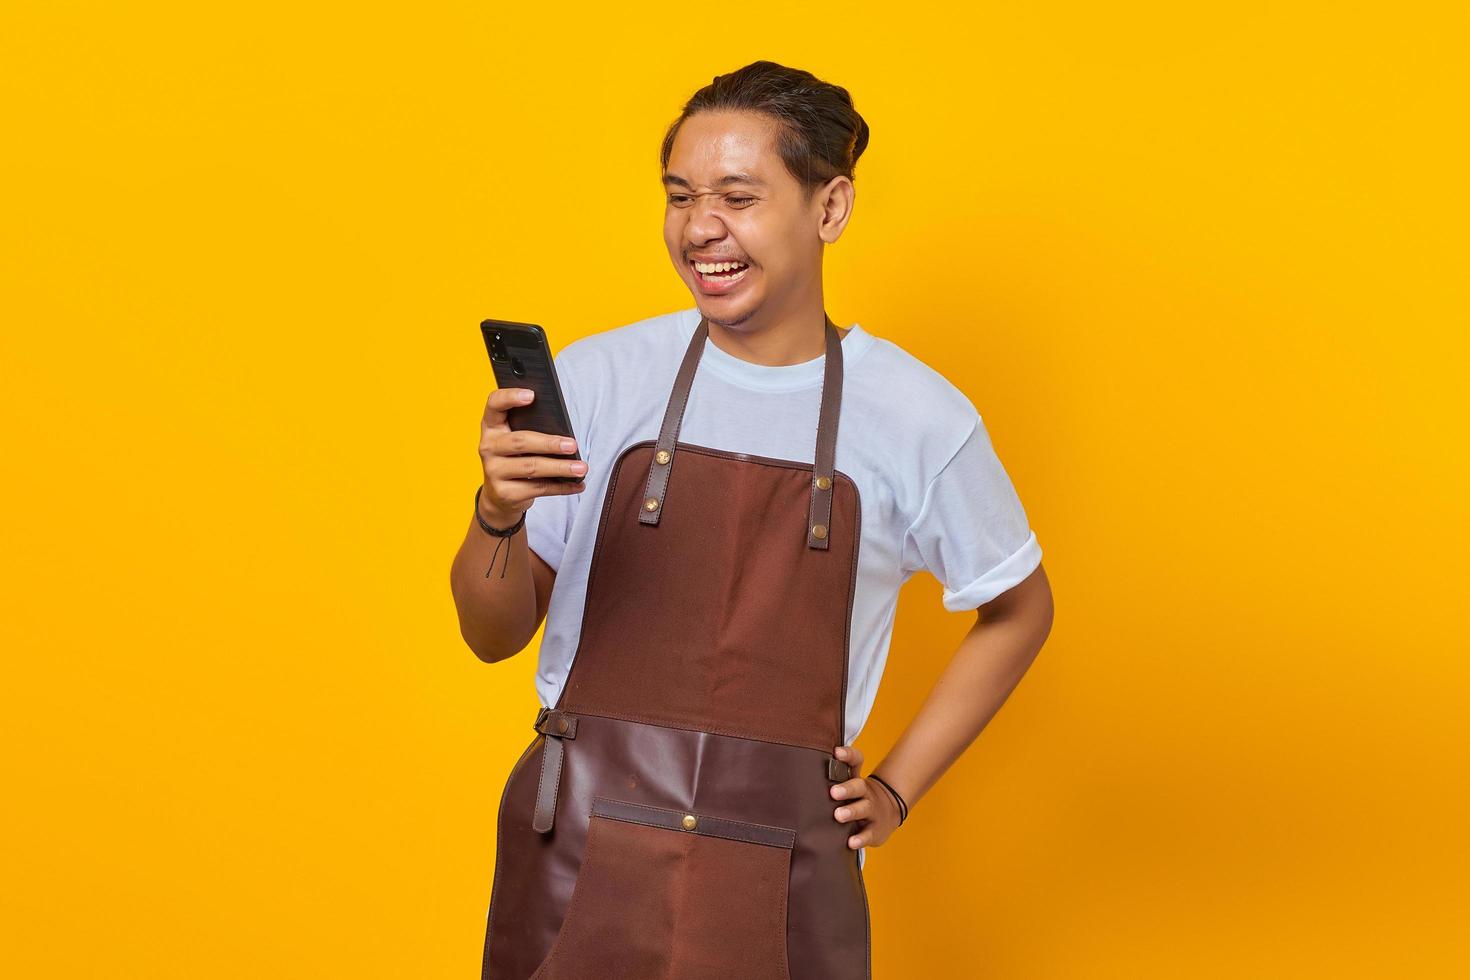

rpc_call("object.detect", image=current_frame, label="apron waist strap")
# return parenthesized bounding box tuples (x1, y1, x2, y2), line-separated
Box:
(527, 708, 854, 834)
(531, 708, 577, 834)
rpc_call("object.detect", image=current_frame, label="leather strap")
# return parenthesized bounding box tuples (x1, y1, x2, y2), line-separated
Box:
(638, 316, 711, 528)
(806, 319, 844, 551)
(532, 706, 848, 831)
(639, 313, 845, 551)
(530, 707, 578, 834)
(590, 796, 796, 849)
(826, 756, 853, 782)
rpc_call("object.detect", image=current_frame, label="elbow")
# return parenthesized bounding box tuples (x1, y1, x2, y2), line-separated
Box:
(467, 637, 505, 664)
(459, 616, 538, 664)
(458, 619, 497, 663)
(450, 561, 530, 664)
(462, 625, 527, 664)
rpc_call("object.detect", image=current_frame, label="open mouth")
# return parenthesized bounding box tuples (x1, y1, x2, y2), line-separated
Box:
(690, 258, 750, 285)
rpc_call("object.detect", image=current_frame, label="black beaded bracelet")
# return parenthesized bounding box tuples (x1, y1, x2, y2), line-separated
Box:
(474, 486, 526, 579)
(868, 772, 909, 825)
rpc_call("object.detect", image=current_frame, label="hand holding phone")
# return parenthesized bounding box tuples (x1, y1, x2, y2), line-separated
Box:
(478, 319, 587, 527)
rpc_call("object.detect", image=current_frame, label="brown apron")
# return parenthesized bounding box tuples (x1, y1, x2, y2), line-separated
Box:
(481, 314, 870, 979)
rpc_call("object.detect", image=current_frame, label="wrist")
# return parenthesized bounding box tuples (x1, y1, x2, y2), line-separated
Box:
(477, 486, 525, 529)
(867, 771, 910, 825)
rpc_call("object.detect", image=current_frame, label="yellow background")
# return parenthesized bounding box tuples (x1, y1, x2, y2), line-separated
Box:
(3, 1, 1466, 976)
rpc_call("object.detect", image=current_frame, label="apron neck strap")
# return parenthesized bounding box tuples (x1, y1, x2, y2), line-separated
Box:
(637, 313, 845, 551)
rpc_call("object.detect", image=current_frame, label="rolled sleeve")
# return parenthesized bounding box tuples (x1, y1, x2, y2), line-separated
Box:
(901, 414, 1043, 612)
(938, 528, 1042, 611)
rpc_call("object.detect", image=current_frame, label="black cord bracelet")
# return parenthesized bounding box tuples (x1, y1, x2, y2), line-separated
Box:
(474, 486, 526, 579)
(868, 772, 909, 825)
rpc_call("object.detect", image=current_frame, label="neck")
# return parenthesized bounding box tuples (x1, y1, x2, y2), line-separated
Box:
(704, 293, 844, 366)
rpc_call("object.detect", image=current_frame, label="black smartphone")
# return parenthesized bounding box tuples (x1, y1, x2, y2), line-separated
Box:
(480, 318, 583, 482)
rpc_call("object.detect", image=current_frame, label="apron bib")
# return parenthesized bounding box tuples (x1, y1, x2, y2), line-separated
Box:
(481, 314, 871, 979)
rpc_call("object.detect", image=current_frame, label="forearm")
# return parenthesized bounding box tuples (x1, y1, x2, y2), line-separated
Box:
(448, 497, 540, 663)
(871, 595, 1052, 812)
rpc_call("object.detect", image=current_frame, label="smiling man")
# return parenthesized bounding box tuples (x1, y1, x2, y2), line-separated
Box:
(456, 59, 1054, 979)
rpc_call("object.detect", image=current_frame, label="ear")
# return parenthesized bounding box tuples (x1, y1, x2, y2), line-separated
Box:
(815, 175, 855, 245)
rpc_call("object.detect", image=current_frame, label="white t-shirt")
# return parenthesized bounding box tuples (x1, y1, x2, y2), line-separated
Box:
(524, 306, 1043, 751)
(523, 304, 1040, 863)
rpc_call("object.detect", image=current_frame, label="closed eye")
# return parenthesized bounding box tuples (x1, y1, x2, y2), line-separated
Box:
(667, 194, 758, 208)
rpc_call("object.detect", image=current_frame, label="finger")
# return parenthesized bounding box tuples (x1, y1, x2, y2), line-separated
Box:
(834, 744, 864, 770)
(536, 479, 587, 496)
(829, 776, 869, 801)
(499, 478, 586, 499)
(832, 796, 873, 823)
(848, 831, 868, 849)
(488, 429, 579, 458)
(497, 454, 588, 482)
(483, 388, 535, 427)
(492, 478, 586, 506)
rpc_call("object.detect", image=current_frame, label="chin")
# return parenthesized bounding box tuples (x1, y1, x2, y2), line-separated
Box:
(694, 292, 762, 329)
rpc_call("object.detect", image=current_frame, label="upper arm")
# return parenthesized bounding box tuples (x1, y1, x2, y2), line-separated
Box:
(977, 559, 1053, 634)
(529, 546, 557, 632)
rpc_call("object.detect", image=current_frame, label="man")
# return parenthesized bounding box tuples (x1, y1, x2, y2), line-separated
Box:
(453, 60, 1053, 979)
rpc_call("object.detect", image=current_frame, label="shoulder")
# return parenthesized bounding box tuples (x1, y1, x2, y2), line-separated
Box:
(847, 328, 983, 471)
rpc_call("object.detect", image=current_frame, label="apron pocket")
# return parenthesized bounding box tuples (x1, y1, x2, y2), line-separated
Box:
(530, 796, 796, 980)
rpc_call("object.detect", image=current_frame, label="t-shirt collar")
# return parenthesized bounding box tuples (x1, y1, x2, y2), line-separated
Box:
(685, 307, 874, 393)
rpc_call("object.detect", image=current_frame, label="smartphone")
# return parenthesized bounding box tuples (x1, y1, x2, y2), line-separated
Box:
(480, 318, 583, 482)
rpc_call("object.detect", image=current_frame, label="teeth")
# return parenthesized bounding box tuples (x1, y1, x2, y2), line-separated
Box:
(694, 260, 747, 274)
(698, 265, 748, 283)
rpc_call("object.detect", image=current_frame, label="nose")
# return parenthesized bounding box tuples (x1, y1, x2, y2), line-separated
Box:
(683, 195, 728, 248)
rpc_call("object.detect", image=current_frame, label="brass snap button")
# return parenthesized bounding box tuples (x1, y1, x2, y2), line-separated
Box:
(643, 497, 660, 512)
(681, 813, 697, 831)
(556, 717, 569, 734)
(655, 449, 671, 465)
(811, 523, 828, 539)
(814, 474, 831, 490)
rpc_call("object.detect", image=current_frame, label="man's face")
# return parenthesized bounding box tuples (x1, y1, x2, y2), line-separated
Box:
(662, 110, 823, 329)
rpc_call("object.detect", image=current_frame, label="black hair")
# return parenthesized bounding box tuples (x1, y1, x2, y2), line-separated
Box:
(660, 60, 870, 199)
